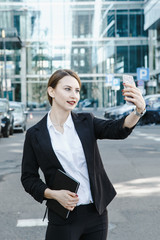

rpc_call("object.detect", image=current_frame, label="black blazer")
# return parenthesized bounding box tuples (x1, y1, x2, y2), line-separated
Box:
(21, 112, 133, 215)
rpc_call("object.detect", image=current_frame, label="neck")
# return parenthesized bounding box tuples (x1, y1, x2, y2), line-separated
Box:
(50, 107, 70, 126)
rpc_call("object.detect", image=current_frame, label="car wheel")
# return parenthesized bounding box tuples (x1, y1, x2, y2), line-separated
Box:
(3, 126, 10, 138)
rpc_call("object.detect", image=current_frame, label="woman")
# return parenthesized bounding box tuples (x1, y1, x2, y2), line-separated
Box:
(21, 69, 146, 240)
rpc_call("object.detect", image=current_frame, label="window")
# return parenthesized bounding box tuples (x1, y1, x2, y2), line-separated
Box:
(116, 46, 129, 73)
(116, 13, 128, 37)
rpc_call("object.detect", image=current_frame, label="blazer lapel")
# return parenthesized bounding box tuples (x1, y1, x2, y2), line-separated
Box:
(35, 114, 64, 170)
(34, 112, 94, 174)
(72, 112, 94, 176)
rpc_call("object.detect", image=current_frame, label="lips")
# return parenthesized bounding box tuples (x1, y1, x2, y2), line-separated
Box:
(67, 101, 76, 105)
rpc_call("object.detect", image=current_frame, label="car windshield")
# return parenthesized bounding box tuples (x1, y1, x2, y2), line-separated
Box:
(0, 102, 7, 112)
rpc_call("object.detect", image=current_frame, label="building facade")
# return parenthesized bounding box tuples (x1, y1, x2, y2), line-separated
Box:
(144, 0, 160, 94)
(0, 0, 148, 107)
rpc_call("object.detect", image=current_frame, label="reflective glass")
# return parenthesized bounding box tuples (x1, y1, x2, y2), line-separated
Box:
(103, 0, 144, 1)
(101, 10, 115, 37)
(116, 46, 129, 73)
(0, 0, 148, 106)
(117, 14, 128, 37)
(129, 46, 148, 73)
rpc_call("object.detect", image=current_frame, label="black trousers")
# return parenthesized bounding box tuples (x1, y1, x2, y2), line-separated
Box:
(45, 204, 108, 240)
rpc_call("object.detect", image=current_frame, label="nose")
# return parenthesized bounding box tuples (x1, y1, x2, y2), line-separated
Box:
(70, 90, 78, 99)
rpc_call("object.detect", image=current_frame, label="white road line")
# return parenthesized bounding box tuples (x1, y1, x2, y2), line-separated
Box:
(153, 138, 160, 141)
(17, 219, 115, 231)
(134, 131, 160, 142)
(17, 219, 48, 227)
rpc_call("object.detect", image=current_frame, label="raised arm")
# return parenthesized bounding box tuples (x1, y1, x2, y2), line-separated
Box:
(122, 82, 146, 128)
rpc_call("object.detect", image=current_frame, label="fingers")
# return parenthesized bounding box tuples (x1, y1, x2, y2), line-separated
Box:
(67, 191, 78, 198)
(123, 84, 141, 95)
(64, 198, 78, 211)
(123, 91, 141, 101)
(57, 190, 79, 211)
(123, 82, 136, 88)
(67, 191, 79, 202)
(67, 206, 75, 211)
(122, 83, 146, 111)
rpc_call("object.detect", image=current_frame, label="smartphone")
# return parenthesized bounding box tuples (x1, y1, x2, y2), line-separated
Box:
(122, 74, 135, 105)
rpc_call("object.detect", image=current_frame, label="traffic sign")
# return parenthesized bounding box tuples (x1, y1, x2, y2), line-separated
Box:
(137, 80, 144, 86)
(105, 74, 113, 87)
(112, 78, 120, 90)
(137, 68, 149, 81)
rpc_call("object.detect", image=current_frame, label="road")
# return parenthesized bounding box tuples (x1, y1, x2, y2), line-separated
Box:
(0, 109, 160, 240)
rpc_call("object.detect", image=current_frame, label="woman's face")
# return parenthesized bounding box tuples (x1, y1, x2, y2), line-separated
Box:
(49, 75, 80, 112)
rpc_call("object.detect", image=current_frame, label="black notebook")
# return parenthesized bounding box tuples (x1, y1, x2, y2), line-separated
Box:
(46, 169, 80, 219)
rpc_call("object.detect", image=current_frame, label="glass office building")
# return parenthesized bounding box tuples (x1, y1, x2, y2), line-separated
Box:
(0, 0, 148, 107)
(144, 0, 160, 94)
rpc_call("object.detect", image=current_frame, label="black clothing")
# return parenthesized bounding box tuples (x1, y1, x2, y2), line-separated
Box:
(45, 204, 108, 240)
(21, 112, 133, 216)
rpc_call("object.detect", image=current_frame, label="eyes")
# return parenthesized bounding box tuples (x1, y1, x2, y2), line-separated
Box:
(64, 87, 80, 93)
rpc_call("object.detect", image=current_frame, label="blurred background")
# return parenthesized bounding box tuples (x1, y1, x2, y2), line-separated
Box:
(0, 2, 160, 240)
(0, 0, 160, 137)
(0, 0, 159, 108)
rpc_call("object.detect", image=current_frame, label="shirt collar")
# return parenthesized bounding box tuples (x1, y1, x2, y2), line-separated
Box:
(47, 111, 53, 129)
(64, 113, 73, 129)
(47, 111, 73, 129)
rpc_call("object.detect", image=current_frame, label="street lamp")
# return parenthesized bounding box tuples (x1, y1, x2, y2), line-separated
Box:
(1, 29, 8, 99)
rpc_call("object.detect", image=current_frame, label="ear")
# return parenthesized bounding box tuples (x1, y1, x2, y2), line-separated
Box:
(47, 86, 55, 98)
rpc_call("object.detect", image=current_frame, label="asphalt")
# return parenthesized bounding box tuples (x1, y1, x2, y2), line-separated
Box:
(0, 108, 160, 240)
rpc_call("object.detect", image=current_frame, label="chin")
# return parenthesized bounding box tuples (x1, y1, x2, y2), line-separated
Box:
(63, 106, 75, 112)
(66, 103, 77, 110)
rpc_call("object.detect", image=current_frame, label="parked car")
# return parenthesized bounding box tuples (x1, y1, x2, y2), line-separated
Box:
(0, 98, 14, 137)
(9, 101, 28, 132)
(27, 101, 39, 110)
(140, 94, 160, 125)
(104, 105, 122, 119)
(104, 94, 160, 125)
(104, 104, 135, 120)
(78, 99, 98, 108)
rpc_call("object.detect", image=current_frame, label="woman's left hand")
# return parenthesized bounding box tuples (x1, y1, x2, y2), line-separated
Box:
(123, 82, 146, 112)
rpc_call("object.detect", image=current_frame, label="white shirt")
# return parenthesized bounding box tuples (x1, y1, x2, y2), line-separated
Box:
(47, 112, 93, 205)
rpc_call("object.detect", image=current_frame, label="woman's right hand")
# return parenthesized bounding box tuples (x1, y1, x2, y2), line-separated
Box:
(44, 188, 79, 211)
(54, 190, 79, 211)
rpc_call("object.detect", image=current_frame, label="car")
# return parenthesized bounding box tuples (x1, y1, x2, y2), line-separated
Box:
(139, 94, 160, 125)
(104, 94, 160, 124)
(78, 99, 98, 108)
(0, 98, 14, 137)
(104, 103, 135, 120)
(9, 101, 28, 132)
(109, 104, 135, 120)
(27, 101, 39, 110)
(104, 105, 122, 119)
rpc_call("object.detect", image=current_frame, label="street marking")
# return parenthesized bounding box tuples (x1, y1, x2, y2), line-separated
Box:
(134, 131, 160, 142)
(115, 177, 160, 197)
(153, 138, 160, 141)
(17, 219, 48, 227)
(17, 219, 115, 231)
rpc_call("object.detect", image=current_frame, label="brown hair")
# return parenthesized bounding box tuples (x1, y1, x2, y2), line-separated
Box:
(47, 69, 81, 106)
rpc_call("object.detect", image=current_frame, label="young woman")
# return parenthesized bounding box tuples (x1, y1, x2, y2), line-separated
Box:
(21, 69, 146, 240)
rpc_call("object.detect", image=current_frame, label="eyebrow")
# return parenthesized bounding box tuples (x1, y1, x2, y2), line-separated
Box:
(64, 85, 80, 89)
